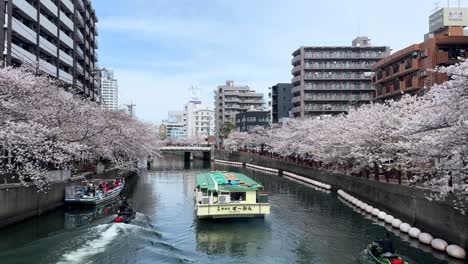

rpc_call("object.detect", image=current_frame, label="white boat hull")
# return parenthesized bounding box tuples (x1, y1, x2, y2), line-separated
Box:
(65, 183, 124, 205)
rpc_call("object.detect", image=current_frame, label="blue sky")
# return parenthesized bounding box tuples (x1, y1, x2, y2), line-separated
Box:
(92, 0, 455, 123)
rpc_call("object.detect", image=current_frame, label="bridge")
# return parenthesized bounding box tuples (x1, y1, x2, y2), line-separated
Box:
(159, 145, 213, 161)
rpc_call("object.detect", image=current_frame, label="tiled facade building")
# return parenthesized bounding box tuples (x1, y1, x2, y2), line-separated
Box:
(372, 8, 468, 102)
(291, 37, 390, 117)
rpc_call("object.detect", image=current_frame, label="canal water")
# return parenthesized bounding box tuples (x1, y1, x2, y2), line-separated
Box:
(0, 156, 461, 264)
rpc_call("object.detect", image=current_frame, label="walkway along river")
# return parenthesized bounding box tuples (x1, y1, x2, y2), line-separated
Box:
(0, 155, 461, 263)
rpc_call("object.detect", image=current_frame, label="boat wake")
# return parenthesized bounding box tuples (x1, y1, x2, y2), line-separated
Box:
(57, 223, 123, 264)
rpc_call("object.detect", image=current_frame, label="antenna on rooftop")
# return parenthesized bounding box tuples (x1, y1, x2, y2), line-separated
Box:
(433, 0, 440, 12)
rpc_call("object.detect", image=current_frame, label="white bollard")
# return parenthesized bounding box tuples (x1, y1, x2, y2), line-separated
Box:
(418, 233, 433, 245)
(431, 238, 448, 252)
(356, 201, 363, 208)
(371, 208, 381, 216)
(377, 211, 387, 220)
(446, 245, 466, 260)
(360, 203, 368, 210)
(408, 227, 421, 238)
(384, 215, 395, 224)
(391, 219, 402, 228)
(365, 206, 374, 214)
(399, 223, 411, 233)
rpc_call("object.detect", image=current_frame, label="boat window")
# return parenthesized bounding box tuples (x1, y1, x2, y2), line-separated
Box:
(230, 192, 246, 202)
(201, 189, 208, 196)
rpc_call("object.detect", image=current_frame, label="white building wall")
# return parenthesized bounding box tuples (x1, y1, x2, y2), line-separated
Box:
(100, 69, 119, 111)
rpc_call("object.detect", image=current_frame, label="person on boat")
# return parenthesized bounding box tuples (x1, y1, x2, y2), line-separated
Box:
(118, 197, 132, 215)
(377, 232, 395, 257)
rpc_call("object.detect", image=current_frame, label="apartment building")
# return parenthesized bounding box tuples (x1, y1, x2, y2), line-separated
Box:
(372, 7, 468, 101)
(235, 109, 270, 132)
(214, 80, 264, 139)
(291, 37, 389, 117)
(269, 83, 292, 123)
(100, 68, 118, 111)
(184, 96, 214, 138)
(0, 0, 100, 101)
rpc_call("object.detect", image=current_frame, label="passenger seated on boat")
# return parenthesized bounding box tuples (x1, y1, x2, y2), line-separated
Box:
(377, 232, 395, 257)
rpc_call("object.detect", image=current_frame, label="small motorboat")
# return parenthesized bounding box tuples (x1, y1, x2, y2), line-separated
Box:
(113, 209, 136, 224)
(367, 242, 408, 264)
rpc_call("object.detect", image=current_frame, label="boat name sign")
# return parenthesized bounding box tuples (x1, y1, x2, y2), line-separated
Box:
(217, 205, 253, 213)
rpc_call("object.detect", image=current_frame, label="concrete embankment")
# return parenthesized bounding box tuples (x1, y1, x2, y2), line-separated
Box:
(0, 168, 135, 228)
(215, 150, 468, 251)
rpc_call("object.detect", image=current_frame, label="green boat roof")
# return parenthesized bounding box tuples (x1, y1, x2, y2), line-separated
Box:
(196, 171, 264, 192)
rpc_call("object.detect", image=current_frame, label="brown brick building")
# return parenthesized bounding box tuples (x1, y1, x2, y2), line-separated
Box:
(372, 8, 468, 102)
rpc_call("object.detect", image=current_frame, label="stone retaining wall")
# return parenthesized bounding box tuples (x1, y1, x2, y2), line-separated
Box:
(0, 168, 134, 228)
(215, 150, 468, 249)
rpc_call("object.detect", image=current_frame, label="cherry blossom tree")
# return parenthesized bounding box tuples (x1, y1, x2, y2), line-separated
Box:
(225, 60, 468, 212)
(0, 65, 161, 190)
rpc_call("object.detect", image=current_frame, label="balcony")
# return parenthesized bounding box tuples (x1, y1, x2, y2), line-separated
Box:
(303, 52, 385, 60)
(76, 12, 85, 28)
(40, 14, 58, 36)
(59, 50, 73, 66)
(75, 30, 84, 44)
(12, 0, 37, 21)
(62, 0, 74, 13)
(60, 14, 74, 31)
(93, 38, 99, 49)
(291, 106, 302, 114)
(292, 85, 302, 94)
(11, 43, 36, 64)
(93, 52, 98, 62)
(291, 96, 302, 104)
(39, 36, 58, 56)
(436, 51, 458, 65)
(291, 55, 301, 65)
(59, 69, 73, 84)
(76, 0, 85, 11)
(305, 63, 373, 70)
(76, 63, 84, 76)
(291, 65, 301, 75)
(12, 18, 37, 43)
(76, 46, 84, 60)
(39, 59, 57, 77)
(304, 73, 372, 80)
(75, 80, 83, 89)
(304, 94, 371, 102)
(59, 31, 73, 48)
(42, 0, 58, 16)
(291, 75, 301, 84)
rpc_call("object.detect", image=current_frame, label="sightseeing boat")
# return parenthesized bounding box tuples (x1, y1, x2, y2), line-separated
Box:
(195, 171, 270, 218)
(65, 178, 125, 205)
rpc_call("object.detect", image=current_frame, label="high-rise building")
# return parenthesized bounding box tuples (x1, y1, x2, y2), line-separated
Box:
(0, 0, 100, 101)
(291, 37, 390, 117)
(184, 93, 214, 138)
(269, 83, 292, 123)
(214, 80, 264, 139)
(372, 7, 468, 102)
(100, 68, 118, 111)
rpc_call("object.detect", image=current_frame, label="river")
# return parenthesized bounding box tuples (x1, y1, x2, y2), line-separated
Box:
(0, 155, 461, 264)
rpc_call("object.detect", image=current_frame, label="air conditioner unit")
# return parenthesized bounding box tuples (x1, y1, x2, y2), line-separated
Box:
(201, 197, 210, 205)
(218, 195, 231, 204)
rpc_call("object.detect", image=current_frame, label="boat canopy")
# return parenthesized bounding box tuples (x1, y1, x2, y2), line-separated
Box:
(196, 171, 264, 192)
